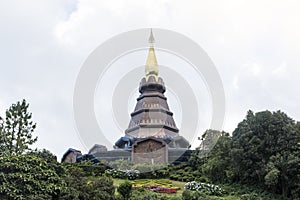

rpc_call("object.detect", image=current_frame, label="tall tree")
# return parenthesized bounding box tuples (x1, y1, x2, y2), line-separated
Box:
(201, 131, 233, 183)
(231, 110, 300, 198)
(0, 99, 37, 155)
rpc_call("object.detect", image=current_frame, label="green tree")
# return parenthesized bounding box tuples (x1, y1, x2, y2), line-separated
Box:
(0, 154, 67, 199)
(264, 163, 280, 193)
(231, 110, 300, 198)
(28, 148, 58, 163)
(188, 148, 203, 170)
(118, 181, 132, 200)
(0, 99, 37, 155)
(201, 131, 233, 183)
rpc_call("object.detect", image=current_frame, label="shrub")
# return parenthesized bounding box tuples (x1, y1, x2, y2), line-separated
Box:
(78, 163, 106, 176)
(155, 169, 169, 178)
(105, 169, 139, 180)
(0, 154, 67, 199)
(170, 174, 179, 181)
(132, 163, 168, 178)
(118, 181, 132, 200)
(184, 181, 226, 196)
(83, 177, 115, 200)
(182, 190, 206, 200)
(183, 176, 190, 182)
(129, 190, 181, 200)
(240, 192, 261, 200)
(195, 176, 208, 183)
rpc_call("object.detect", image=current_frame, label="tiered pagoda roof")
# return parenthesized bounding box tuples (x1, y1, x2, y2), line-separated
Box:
(115, 29, 189, 149)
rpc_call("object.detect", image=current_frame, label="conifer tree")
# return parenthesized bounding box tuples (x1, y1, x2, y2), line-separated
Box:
(0, 99, 37, 155)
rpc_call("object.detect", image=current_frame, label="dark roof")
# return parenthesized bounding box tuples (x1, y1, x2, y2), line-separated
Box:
(61, 148, 81, 162)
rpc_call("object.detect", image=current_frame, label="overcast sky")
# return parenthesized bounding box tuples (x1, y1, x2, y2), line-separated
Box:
(1, 0, 300, 158)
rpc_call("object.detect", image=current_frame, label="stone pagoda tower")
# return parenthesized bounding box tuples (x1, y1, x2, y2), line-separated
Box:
(115, 30, 189, 152)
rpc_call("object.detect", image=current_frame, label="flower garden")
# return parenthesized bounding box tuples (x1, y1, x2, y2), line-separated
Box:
(132, 179, 180, 194)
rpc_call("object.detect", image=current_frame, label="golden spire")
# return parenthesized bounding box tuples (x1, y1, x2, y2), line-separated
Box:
(145, 29, 159, 80)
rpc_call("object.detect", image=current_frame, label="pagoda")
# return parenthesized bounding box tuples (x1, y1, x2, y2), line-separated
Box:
(67, 30, 192, 165)
(114, 30, 190, 161)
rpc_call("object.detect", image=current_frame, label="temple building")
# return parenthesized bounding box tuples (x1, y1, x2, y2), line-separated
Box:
(114, 30, 189, 152)
(66, 30, 192, 164)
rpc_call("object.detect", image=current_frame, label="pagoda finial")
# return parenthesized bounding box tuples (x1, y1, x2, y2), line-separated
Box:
(149, 28, 155, 44)
(145, 28, 159, 80)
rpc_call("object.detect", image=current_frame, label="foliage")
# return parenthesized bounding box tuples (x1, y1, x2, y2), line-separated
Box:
(132, 163, 168, 178)
(131, 179, 180, 194)
(129, 189, 181, 200)
(184, 181, 226, 196)
(106, 169, 139, 180)
(188, 149, 203, 170)
(0, 99, 37, 155)
(105, 161, 169, 179)
(240, 192, 263, 200)
(168, 163, 198, 182)
(78, 163, 106, 176)
(105, 159, 170, 179)
(27, 148, 58, 163)
(118, 181, 132, 200)
(186, 110, 300, 199)
(0, 150, 114, 199)
(59, 163, 115, 200)
(264, 168, 280, 189)
(0, 154, 67, 199)
(201, 132, 232, 183)
(182, 190, 207, 200)
(231, 110, 300, 198)
(81, 177, 115, 200)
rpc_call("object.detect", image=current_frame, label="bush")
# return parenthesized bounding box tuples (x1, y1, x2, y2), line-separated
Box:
(0, 154, 67, 199)
(169, 174, 179, 181)
(82, 177, 115, 200)
(132, 163, 168, 178)
(118, 181, 132, 200)
(57, 163, 115, 200)
(183, 176, 190, 182)
(195, 176, 208, 183)
(184, 181, 226, 196)
(155, 169, 169, 178)
(78, 163, 106, 176)
(105, 169, 139, 180)
(182, 190, 206, 200)
(240, 193, 261, 200)
(129, 190, 181, 200)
